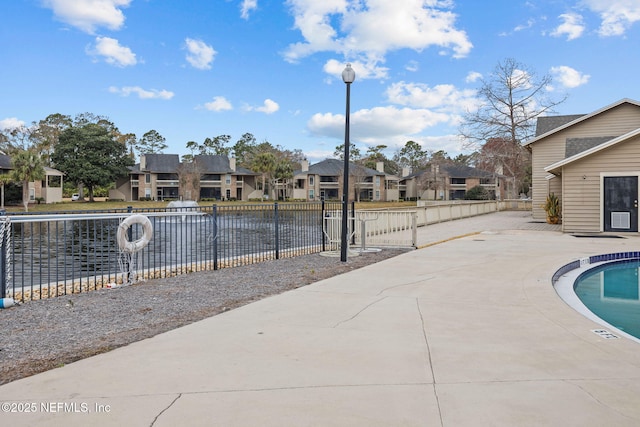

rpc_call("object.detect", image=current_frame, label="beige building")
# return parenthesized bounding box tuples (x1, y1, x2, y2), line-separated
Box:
(525, 98, 640, 233)
(0, 154, 64, 205)
(110, 154, 259, 202)
(292, 159, 398, 202)
(399, 164, 507, 201)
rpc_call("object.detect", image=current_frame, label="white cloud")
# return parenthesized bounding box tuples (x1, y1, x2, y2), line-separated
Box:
(89, 36, 137, 67)
(308, 106, 451, 143)
(43, 0, 130, 34)
(203, 96, 233, 111)
(0, 117, 25, 130)
(245, 99, 280, 114)
(306, 75, 485, 154)
(550, 65, 590, 88)
(323, 59, 389, 81)
(109, 86, 174, 99)
(385, 82, 478, 113)
(584, 0, 640, 36)
(465, 71, 482, 83)
(304, 148, 335, 164)
(240, 0, 258, 19)
(284, 0, 472, 67)
(514, 18, 536, 32)
(551, 13, 585, 40)
(405, 60, 419, 72)
(184, 38, 216, 70)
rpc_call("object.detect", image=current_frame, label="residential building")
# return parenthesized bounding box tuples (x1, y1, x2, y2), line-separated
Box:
(399, 164, 506, 200)
(110, 154, 259, 202)
(524, 98, 640, 233)
(0, 154, 64, 204)
(292, 158, 396, 201)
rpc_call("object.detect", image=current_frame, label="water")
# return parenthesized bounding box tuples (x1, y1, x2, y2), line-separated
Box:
(574, 260, 640, 339)
(7, 208, 323, 290)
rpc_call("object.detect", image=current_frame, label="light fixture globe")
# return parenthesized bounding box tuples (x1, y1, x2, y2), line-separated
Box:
(342, 63, 355, 84)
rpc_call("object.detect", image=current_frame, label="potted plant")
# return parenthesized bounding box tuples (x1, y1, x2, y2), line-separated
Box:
(543, 193, 561, 224)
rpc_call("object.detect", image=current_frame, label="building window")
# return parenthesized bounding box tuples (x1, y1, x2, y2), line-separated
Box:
(202, 174, 221, 181)
(375, 176, 380, 186)
(226, 174, 231, 184)
(309, 189, 315, 200)
(450, 178, 465, 185)
(145, 174, 151, 183)
(48, 176, 62, 187)
(309, 176, 314, 186)
(226, 189, 231, 199)
(375, 190, 380, 200)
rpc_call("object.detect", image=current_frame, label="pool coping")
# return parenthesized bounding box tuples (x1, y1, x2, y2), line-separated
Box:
(552, 251, 640, 345)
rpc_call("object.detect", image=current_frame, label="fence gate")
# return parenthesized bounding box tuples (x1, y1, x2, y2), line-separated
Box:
(353, 210, 417, 248)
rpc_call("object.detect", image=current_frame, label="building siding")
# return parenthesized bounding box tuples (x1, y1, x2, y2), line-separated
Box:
(531, 138, 565, 219)
(561, 134, 640, 232)
(530, 103, 640, 220)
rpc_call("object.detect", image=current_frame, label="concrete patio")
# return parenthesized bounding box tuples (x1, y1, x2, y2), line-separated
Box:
(1, 211, 639, 426)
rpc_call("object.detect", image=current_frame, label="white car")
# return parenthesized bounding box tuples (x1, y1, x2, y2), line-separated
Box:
(71, 194, 80, 201)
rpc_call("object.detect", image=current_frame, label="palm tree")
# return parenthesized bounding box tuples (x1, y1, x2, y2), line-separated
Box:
(10, 149, 45, 212)
(0, 173, 11, 209)
(274, 159, 294, 200)
(251, 152, 276, 201)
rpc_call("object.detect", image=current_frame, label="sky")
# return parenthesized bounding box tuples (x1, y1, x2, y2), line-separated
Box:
(1, 0, 639, 164)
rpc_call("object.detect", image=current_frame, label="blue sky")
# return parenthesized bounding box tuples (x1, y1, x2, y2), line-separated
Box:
(1, 0, 639, 163)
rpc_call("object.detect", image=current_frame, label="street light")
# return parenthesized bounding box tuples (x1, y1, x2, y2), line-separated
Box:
(341, 63, 355, 262)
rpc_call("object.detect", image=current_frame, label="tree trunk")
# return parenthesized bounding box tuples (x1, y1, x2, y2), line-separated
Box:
(22, 180, 29, 212)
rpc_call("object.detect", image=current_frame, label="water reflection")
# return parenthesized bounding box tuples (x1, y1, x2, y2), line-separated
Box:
(9, 209, 322, 289)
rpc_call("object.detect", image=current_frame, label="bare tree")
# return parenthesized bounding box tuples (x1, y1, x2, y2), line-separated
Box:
(459, 58, 566, 196)
(460, 58, 567, 147)
(176, 159, 204, 201)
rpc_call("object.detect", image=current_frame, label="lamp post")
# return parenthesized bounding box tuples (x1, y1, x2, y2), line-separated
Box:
(341, 63, 355, 262)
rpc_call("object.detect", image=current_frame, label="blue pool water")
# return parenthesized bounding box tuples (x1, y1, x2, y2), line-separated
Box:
(574, 260, 640, 339)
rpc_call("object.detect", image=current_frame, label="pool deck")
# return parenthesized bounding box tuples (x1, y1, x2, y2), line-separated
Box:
(2, 211, 640, 426)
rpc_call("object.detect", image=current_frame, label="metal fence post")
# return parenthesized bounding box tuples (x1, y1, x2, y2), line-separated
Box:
(212, 204, 218, 270)
(274, 203, 280, 259)
(321, 200, 326, 252)
(350, 201, 356, 245)
(0, 210, 6, 299)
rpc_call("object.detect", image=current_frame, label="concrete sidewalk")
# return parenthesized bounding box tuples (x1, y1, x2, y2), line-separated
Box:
(2, 211, 640, 426)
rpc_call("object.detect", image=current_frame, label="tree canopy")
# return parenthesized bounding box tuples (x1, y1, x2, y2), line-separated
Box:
(136, 130, 167, 155)
(52, 123, 134, 201)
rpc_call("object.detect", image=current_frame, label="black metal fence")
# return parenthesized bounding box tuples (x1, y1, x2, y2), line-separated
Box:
(0, 202, 346, 302)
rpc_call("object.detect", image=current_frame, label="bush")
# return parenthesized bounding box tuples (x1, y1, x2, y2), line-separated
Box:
(464, 185, 491, 200)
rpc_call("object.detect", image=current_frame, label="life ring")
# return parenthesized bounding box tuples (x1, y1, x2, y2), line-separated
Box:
(117, 214, 153, 253)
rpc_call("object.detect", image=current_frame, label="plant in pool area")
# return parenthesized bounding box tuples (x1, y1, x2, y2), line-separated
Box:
(543, 193, 561, 224)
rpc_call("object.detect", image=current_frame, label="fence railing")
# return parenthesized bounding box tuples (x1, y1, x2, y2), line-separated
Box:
(0, 199, 532, 303)
(1, 202, 342, 302)
(350, 199, 532, 248)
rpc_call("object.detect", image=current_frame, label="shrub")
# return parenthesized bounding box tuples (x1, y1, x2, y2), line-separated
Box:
(464, 185, 491, 200)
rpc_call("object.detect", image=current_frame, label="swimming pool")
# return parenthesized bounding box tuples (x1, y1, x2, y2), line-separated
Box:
(574, 260, 640, 340)
(553, 252, 640, 344)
